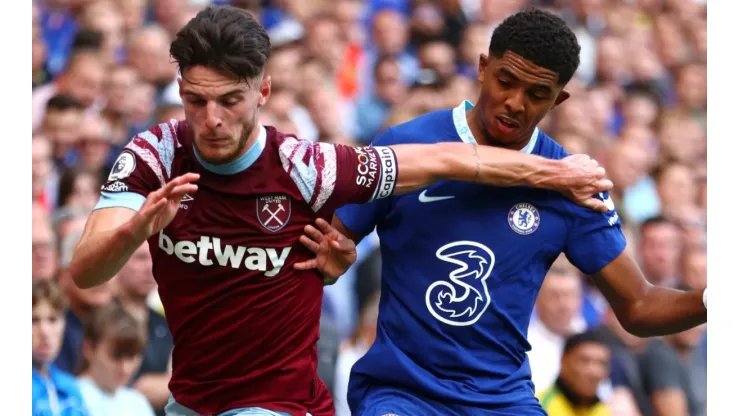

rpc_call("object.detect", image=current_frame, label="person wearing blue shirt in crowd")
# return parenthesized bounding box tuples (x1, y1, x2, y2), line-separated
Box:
(32, 279, 89, 416)
(302, 9, 708, 416)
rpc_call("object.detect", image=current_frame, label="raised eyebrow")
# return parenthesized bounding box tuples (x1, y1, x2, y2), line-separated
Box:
(498, 68, 520, 81)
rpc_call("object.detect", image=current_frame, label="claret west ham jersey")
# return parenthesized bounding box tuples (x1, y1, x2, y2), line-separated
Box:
(95, 120, 399, 416)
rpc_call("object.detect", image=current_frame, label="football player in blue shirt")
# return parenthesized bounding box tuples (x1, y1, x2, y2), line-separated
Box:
(299, 8, 708, 416)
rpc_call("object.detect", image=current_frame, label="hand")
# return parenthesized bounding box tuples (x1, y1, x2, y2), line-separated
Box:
(294, 218, 357, 285)
(128, 173, 200, 242)
(556, 154, 614, 212)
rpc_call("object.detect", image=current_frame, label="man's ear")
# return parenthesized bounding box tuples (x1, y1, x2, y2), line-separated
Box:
(478, 53, 489, 84)
(258, 75, 271, 107)
(553, 89, 571, 108)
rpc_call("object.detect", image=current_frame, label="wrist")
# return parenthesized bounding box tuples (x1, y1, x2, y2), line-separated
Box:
(529, 158, 568, 190)
(119, 217, 150, 247)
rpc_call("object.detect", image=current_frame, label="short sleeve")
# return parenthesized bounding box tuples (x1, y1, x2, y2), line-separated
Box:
(564, 191, 627, 275)
(94, 135, 168, 212)
(277, 133, 398, 216)
(334, 128, 397, 236)
(640, 341, 684, 393)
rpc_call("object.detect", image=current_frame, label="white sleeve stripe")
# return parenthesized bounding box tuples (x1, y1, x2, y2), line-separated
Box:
(157, 122, 177, 178)
(311, 143, 337, 212)
(126, 142, 167, 187)
(279, 137, 317, 204)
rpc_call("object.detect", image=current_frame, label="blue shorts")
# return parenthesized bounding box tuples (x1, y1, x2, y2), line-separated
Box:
(352, 386, 546, 416)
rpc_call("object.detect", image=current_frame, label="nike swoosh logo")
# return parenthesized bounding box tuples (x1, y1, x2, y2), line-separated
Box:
(418, 189, 455, 203)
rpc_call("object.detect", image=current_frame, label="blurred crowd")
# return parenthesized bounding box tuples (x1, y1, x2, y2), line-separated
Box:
(31, 0, 707, 415)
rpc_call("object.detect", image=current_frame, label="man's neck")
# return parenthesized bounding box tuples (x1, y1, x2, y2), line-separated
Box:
(466, 104, 534, 151)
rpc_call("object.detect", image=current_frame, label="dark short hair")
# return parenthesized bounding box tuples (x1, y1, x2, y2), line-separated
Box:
(79, 303, 147, 374)
(32, 279, 67, 313)
(488, 8, 580, 85)
(71, 30, 104, 53)
(563, 329, 609, 354)
(170, 5, 271, 83)
(46, 94, 84, 112)
(639, 215, 676, 234)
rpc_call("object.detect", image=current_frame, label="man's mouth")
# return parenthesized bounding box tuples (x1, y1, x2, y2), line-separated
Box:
(496, 116, 521, 129)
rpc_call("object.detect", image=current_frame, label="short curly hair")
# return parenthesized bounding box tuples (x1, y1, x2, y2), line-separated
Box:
(170, 5, 271, 82)
(488, 9, 580, 85)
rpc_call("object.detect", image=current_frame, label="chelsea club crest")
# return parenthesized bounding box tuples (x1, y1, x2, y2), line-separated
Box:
(508, 203, 540, 235)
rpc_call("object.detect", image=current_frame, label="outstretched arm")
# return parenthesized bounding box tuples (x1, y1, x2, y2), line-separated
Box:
(389, 142, 612, 212)
(592, 251, 707, 337)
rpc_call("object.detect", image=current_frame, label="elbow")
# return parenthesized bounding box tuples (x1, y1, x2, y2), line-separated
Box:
(616, 304, 652, 338)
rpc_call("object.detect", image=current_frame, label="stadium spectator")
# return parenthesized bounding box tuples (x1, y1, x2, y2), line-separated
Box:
(638, 216, 682, 287)
(114, 243, 173, 415)
(32, 51, 107, 131)
(55, 231, 116, 375)
(536, 330, 612, 416)
(528, 266, 587, 393)
(78, 302, 155, 416)
(32, 279, 89, 415)
(32, 203, 58, 282)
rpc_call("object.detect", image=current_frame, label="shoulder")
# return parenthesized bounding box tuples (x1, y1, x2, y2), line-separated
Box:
(532, 130, 569, 161)
(375, 108, 456, 146)
(119, 119, 188, 184)
(50, 366, 81, 389)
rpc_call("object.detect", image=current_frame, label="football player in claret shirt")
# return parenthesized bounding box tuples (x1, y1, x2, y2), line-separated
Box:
(302, 9, 708, 416)
(68, 6, 613, 416)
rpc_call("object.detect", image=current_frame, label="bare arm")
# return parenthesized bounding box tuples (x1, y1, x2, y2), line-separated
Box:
(389, 142, 611, 211)
(651, 389, 690, 416)
(69, 173, 199, 289)
(69, 207, 143, 289)
(331, 215, 364, 244)
(592, 251, 706, 337)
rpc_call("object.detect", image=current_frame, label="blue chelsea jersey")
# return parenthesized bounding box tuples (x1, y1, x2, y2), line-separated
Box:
(335, 101, 627, 410)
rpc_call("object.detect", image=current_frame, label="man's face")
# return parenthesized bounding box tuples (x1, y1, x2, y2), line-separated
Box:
(61, 57, 106, 108)
(535, 271, 582, 336)
(476, 51, 569, 149)
(179, 65, 270, 165)
(43, 109, 83, 154)
(32, 301, 65, 365)
(372, 10, 408, 55)
(418, 41, 457, 84)
(85, 337, 143, 393)
(77, 116, 112, 173)
(640, 222, 681, 283)
(306, 19, 344, 71)
(560, 342, 611, 399)
(375, 60, 406, 105)
(117, 243, 156, 299)
(32, 218, 58, 281)
(106, 67, 139, 115)
(266, 47, 302, 92)
(682, 250, 707, 290)
(657, 164, 697, 208)
(32, 137, 52, 196)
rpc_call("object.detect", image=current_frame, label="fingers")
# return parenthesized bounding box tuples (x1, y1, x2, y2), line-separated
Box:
(596, 178, 613, 193)
(314, 218, 336, 235)
(299, 235, 321, 254)
(156, 173, 201, 199)
(579, 198, 608, 213)
(168, 184, 199, 202)
(303, 224, 325, 244)
(294, 259, 318, 270)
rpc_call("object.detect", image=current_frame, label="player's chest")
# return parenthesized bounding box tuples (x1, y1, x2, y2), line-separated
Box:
(389, 181, 572, 256)
(162, 178, 315, 245)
